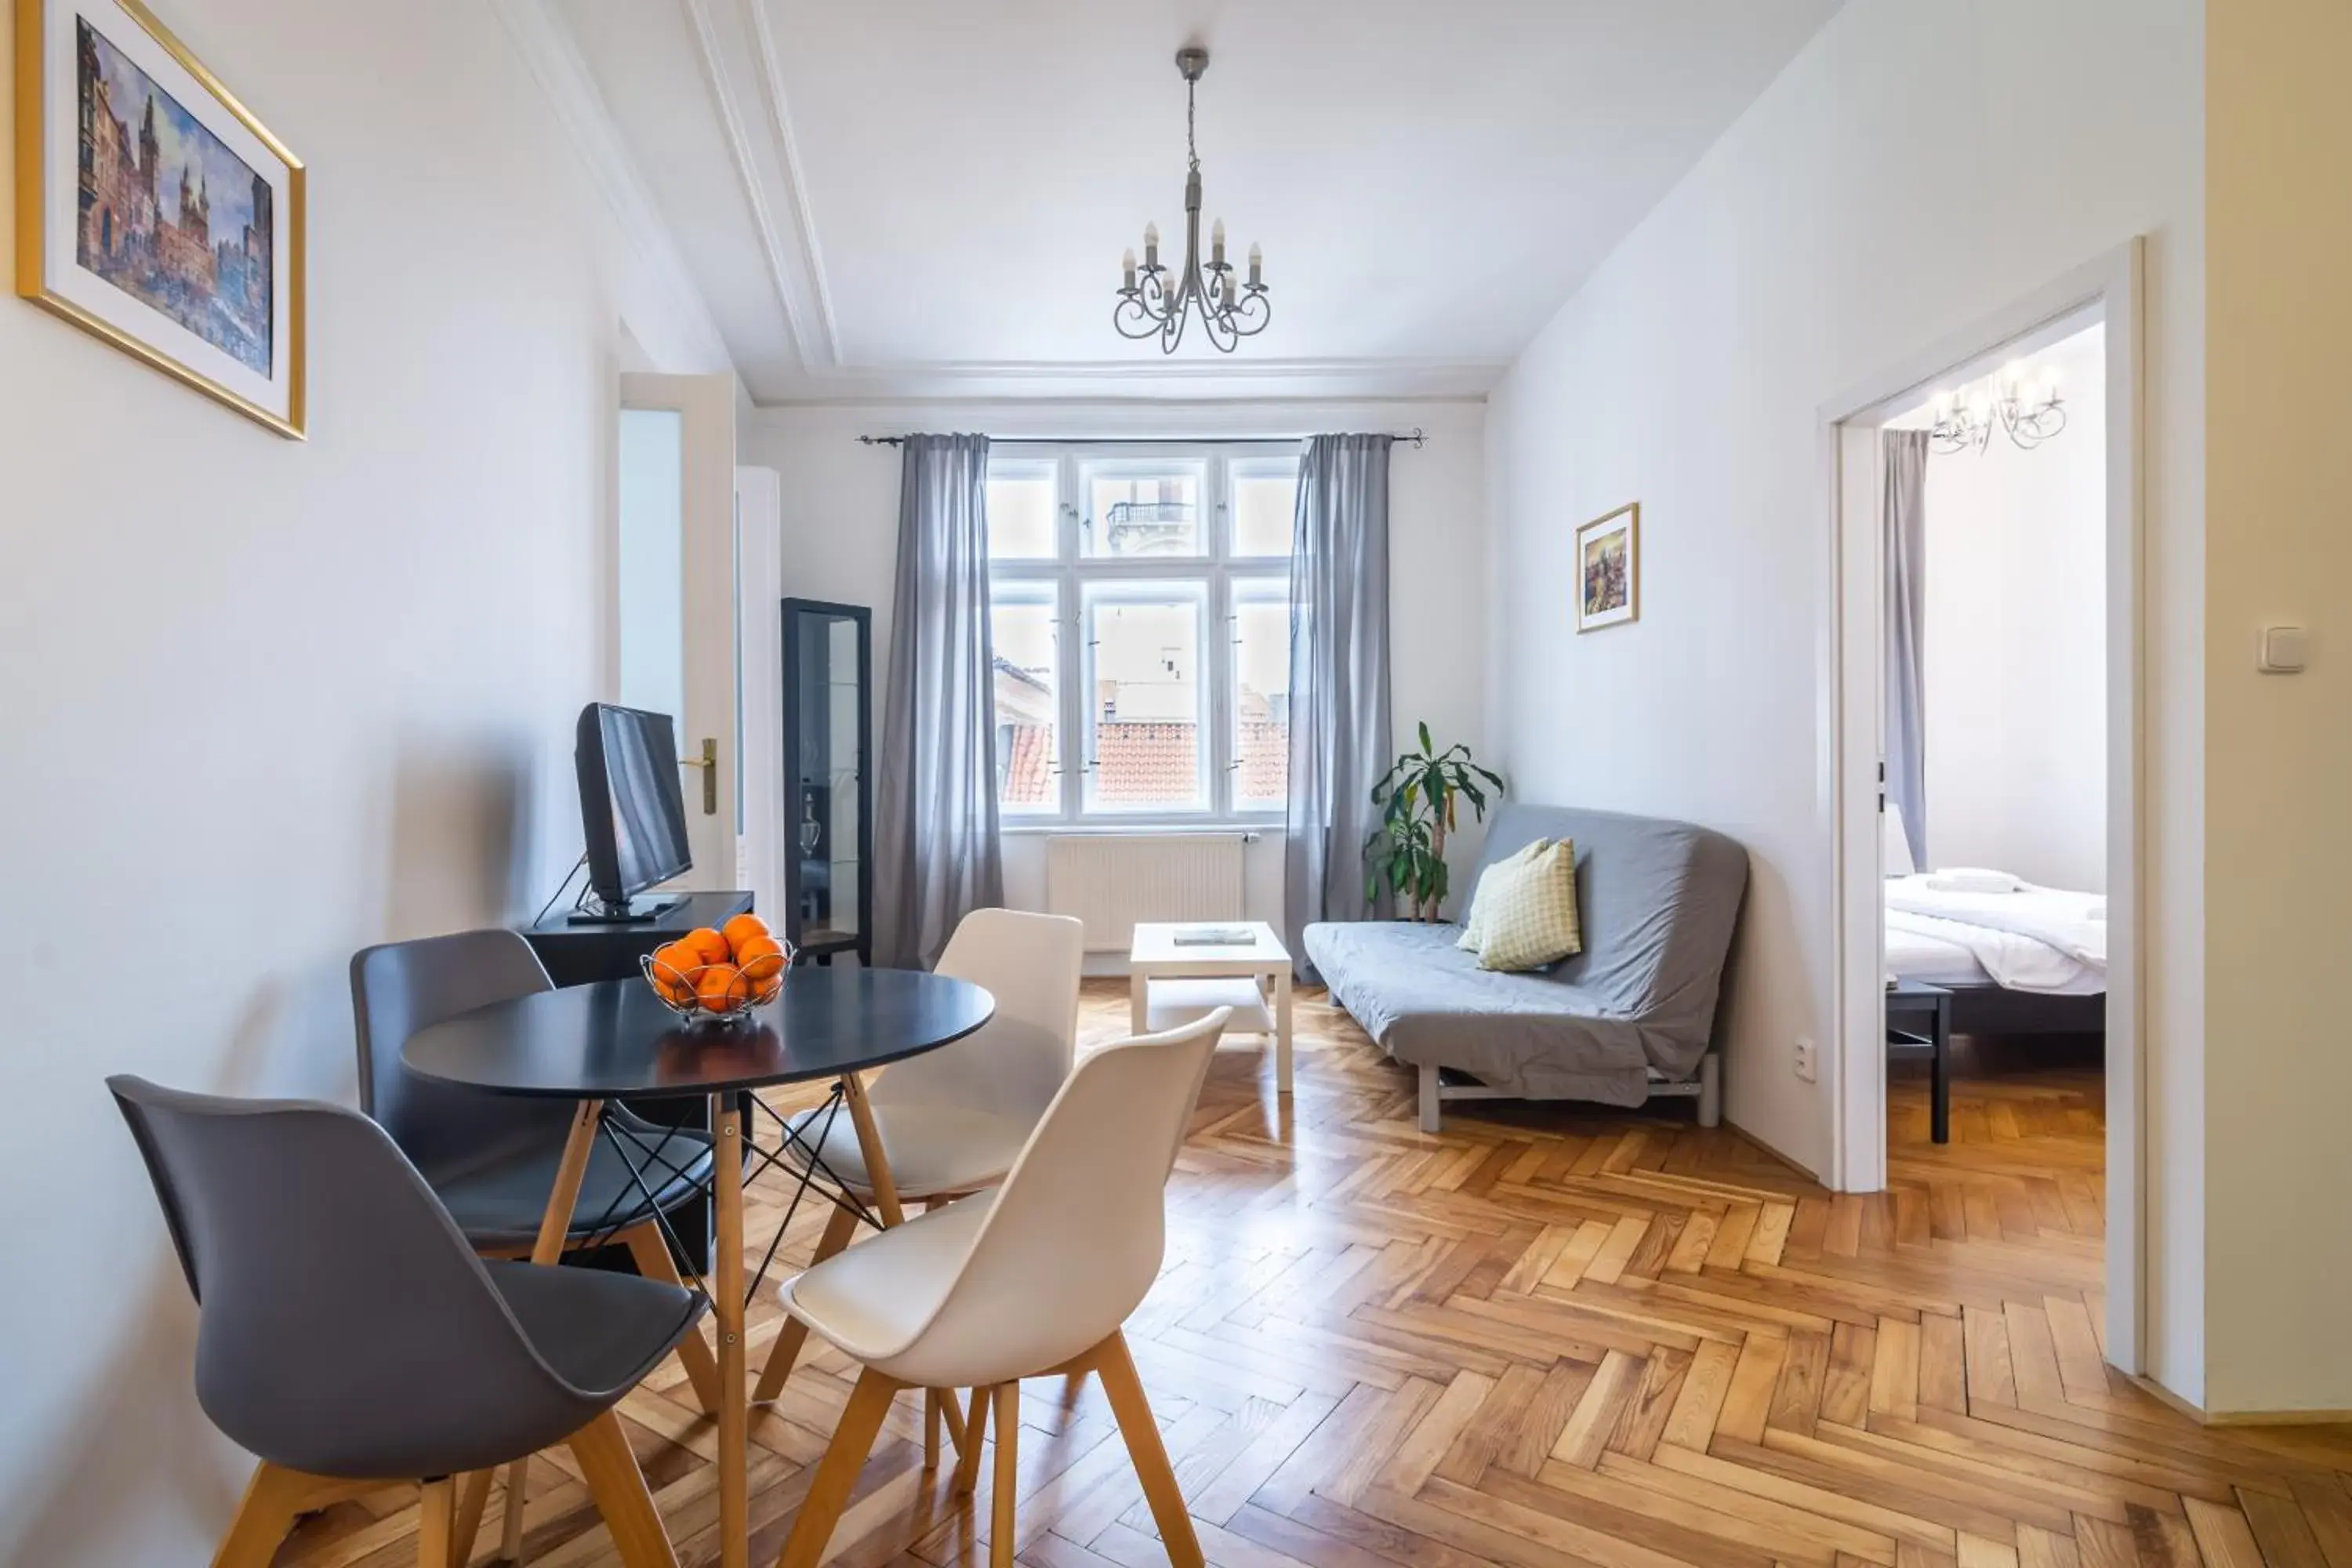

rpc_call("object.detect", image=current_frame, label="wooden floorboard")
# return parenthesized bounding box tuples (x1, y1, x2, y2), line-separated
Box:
(273, 984, 2352, 1567)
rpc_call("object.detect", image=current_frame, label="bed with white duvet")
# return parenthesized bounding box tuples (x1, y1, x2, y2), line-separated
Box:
(1884, 869, 2107, 999)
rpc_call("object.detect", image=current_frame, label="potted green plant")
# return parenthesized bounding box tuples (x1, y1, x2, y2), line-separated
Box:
(1364, 724, 1505, 922)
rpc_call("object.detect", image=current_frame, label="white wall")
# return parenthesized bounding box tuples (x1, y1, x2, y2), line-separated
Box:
(0, 4, 720, 1561)
(1904, 324, 2108, 891)
(738, 399, 1490, 962)
(1484, 0, 2206, 1400)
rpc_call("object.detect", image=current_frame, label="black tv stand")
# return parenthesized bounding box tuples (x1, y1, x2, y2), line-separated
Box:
(565, 894, 686, 927)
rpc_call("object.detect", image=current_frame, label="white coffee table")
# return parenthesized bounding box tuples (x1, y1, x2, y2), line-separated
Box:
(1128, 921, 1294, 1096)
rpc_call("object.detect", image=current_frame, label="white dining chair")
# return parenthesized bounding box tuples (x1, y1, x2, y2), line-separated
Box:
(772, 1007, 1229, 1568)
(754, 909, 1085, 1416)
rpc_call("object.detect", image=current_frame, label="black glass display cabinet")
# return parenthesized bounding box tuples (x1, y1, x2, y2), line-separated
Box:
(781, 599, 873, 966)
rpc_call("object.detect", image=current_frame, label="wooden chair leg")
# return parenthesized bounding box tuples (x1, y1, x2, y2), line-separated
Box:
(567, 1408, 680, 1568)
(1094, 1333, 1203, 1568)
(210, 1464, 316, 1568)
(417, 1477, 457, 1568)
(451, 1470, 495, 1567)
(924, 1388, 942, 1469)
(937, 1385, 970, 1459)
(755, 1203, 859, 1403)
(951, 1385, 992, 1498)
(622, 1221, 723, 1414)
(211, 1464, 379, 1568)
(779, 1367, 903, 1568)
(497, 1456, 530, 1560)
(989, 1382, 1020, 1568)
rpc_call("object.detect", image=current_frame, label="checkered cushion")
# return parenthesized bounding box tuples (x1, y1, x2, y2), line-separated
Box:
(1457, 837, 1551, 951)
(1474, 838, 1582, 971)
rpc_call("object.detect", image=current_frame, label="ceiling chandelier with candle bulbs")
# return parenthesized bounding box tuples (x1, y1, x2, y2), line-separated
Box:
(1927, 358, 2069, 456)
(1115, 47, 1269, 354)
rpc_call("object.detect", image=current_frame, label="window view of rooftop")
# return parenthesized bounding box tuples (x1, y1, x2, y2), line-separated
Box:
(989, 449, 1294, 817)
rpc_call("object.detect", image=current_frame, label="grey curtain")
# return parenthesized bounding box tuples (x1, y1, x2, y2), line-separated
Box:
(1285, 434, 1395, 969)
(873, 434, 1002, 969)
(1882, 429, 1930, 872)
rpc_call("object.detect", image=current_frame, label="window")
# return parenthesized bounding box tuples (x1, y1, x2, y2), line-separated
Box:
(989, 586, 1059, 814)
(1229, 456, 1300, 557)
(985, 458, 1058, 559)
(1082, 459, 1205, 557)
(1229, 580, 1291, 811)
(986, 445, 1295, 820)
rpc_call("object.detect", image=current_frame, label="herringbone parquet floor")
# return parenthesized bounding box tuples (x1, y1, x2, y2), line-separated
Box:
(274, 984, 2352, 1568)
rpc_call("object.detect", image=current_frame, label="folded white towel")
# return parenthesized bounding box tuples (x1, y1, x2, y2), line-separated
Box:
(1925, 868, 2024, 894)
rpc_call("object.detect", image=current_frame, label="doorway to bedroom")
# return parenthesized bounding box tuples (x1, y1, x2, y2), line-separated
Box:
(1824, 245, 2144, 1373)
(1878, 317, 2109, 1151)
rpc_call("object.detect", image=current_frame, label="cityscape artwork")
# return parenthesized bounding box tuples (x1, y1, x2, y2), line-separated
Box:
(75, 16, 272, 373)
(16, 0, 305, 436)
(1575, 503, 1641, 633)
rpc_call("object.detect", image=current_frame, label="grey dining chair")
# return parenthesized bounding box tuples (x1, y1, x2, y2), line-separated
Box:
(108, 1075, 701, 1568)
(352, 927, 724, 1556)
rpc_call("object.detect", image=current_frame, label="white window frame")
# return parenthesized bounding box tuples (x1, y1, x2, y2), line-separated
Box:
(989, 442, 1294, 827)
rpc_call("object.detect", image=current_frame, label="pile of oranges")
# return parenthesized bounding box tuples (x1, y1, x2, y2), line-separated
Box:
(647, 913, 788, 1014)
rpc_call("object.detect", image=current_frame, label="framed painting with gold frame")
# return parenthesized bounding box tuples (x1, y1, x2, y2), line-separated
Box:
(14, 0, 304, 437)
(1575, 502, 1639, 632)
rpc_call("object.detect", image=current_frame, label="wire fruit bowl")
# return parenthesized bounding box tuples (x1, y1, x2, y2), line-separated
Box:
(641, 946, 792, 1026)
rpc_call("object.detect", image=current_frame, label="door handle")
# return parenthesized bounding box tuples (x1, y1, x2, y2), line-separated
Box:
(677, 737, 717, 815)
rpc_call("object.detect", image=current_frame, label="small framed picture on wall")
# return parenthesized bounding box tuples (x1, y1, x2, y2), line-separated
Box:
(13, 0, 307, 437)
(1575, 502, 1639, 632)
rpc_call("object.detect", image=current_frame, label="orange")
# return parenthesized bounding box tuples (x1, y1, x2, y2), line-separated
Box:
(735, 935, 786, 982)
(750, 973, 783, 1005)
(720, 913, 772, 957)
(695, 963, 751, 1013)
(681, 927, 732, 965)
(647, 942, 699, 1006)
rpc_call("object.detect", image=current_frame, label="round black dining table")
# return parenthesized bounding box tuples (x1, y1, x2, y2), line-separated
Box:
(401, 967, 994, 1568)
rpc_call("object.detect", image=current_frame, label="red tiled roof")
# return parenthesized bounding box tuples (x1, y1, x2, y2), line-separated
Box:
(1000, 721, 1055, 806)
(995, 720, 1288, 809)
(1092, 723, 1199, 805)
(1238, 720, 1287, 804)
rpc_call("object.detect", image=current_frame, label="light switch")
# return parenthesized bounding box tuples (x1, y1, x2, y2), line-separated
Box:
(2259, 625, 2309, 673)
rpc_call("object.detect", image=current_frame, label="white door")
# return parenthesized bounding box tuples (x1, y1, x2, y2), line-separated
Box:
(617, 372, 739, 891)
(735, 466, 784, 909)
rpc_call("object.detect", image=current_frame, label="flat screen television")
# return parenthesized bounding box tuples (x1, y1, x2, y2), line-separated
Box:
(572, 702, 692, 923)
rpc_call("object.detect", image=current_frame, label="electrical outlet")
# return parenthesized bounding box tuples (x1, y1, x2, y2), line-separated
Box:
(1793, 1037, 1818, 1083)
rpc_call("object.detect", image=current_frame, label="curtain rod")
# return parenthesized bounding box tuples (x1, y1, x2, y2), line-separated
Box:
(856, 427, 1425, 450)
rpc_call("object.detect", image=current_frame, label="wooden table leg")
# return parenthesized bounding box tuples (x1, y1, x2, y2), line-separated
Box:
(711, 1094, 748, 1568)
(838, 1073, 904, 1227)
(481, 1096, 601, 1563)
(1272, 965, 1294, 1097)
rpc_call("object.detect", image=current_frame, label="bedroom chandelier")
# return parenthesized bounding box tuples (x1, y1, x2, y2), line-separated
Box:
(1114, 48, 1270, 354)
(1928, 361, 2067, 455)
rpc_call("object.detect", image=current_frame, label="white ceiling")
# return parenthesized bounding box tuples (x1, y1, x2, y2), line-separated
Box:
(545, 0, 1841, 404)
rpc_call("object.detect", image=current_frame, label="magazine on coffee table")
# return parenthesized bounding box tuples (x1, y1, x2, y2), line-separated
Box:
(1171, 925, 1257, 946)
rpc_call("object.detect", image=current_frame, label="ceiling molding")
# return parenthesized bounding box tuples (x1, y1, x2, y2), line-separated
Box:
(490, 0, 731, 373)
(677, 0, 839, 368)
(749, 355, 1508, 407)
(742, 0, 841, 364)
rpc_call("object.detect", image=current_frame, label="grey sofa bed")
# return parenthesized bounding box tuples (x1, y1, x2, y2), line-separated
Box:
(1303, 803, 1748, 1131)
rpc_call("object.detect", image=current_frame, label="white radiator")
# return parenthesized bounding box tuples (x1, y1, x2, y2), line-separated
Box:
(1046, 833, 1249, 951)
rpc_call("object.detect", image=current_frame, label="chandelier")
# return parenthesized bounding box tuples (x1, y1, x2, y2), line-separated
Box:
(1115, 48, 1269, 354)
(1929, 361, 2067, 455)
